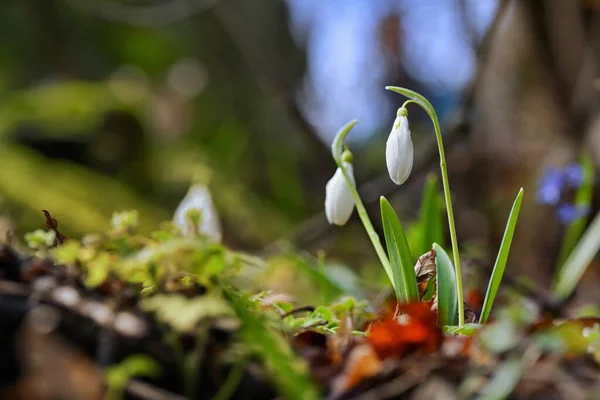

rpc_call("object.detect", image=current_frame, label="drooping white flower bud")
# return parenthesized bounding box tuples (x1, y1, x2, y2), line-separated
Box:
(174, 184, 222, 242)
(325, 157, 356, 226)
(386, 107, 413, 185)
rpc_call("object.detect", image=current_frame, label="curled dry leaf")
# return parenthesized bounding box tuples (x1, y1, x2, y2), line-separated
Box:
(415, 249, 436, 287)
(414, 249, 438, 313)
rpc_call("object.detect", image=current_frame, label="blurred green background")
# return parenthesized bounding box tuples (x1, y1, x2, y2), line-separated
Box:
(2, 0, 600, 295)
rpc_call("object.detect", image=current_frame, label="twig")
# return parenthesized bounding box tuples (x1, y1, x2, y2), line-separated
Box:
(281, 305, 315, 319)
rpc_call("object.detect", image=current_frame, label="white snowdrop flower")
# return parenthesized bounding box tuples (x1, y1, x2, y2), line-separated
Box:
(174, 184, 222, 242)
(325, 161, 355, 226)
(386, 107, 413, 185)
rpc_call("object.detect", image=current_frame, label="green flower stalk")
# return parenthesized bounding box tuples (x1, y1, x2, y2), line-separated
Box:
(386, 86, 465, 326)
(327, 121, 397, 295)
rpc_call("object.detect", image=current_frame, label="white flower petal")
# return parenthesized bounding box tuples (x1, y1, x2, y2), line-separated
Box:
(325, 162, 355, 226)
(174, 184, 222, 242)
(386, 115, 414, 185)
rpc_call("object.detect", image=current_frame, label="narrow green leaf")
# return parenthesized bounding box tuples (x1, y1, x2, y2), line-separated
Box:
(380, 196, 419, 303)
(553, 210, 600, 300)
(418, 173, 444, 258)
(479, 188, 524, 324)
(556, 154, 595, 271)
(433, 243, 458, 326)
(476, 357, 523, 400)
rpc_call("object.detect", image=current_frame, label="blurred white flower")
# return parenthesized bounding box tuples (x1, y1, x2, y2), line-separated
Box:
(174, 184, 222, 242)
(386, 108, 413, 185)
(325, 162, 355, 226)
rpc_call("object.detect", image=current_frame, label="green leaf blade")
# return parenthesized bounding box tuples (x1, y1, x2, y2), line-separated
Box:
(479, 188, 524, 324)
(553, 210, 600, 300)
(380, 196, 419, 303)
(434, 243, 458, 326)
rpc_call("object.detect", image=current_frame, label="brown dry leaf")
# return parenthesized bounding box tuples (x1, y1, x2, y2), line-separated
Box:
(464, 303, 478, 324)
(415, 250, 436, 291)
(414, 250, 439, 314)
(330, 343, 383, 397)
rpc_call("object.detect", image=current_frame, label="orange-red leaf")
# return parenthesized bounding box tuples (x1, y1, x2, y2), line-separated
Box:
(368, 302, 442, 360)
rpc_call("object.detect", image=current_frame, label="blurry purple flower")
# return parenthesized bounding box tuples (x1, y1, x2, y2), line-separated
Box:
(536, 168, 564, 205)
(563, 163, 584, 189)
(557, 203, 589, 224)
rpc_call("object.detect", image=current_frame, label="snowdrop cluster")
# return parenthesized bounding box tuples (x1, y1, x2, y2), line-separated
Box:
(325, 107, 414, 225)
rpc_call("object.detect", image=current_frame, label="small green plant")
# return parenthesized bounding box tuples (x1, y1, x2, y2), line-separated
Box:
(541, 155, 600, 300)
(324, 86, 524, 327)
(105, 355, 162, 400)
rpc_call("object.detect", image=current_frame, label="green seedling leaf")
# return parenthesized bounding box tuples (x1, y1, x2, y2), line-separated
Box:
(434, 243, 458, 326)
(105, 354, 162, 400)
(553, 209, 600, 300)
(479, 188, 523, 324)
(418, 174, 444, 258)
(380, 196, 418, 303)
(556, 154, 595, 271)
